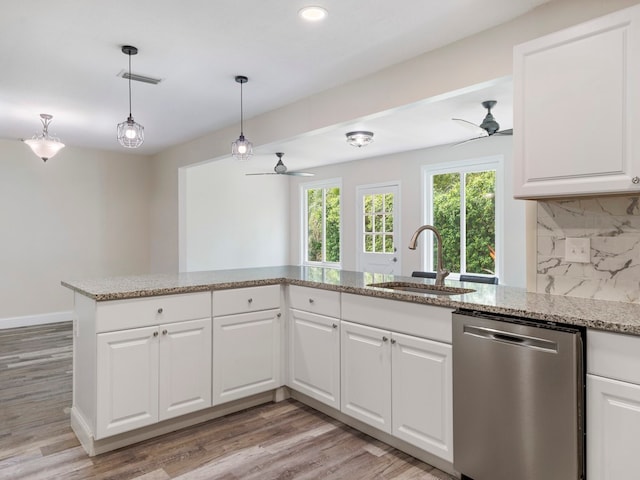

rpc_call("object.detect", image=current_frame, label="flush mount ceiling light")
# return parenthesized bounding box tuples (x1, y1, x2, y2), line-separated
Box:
(231, 75, 253, 161)
(298, 6, 328, 21)
(117, 45, 144, 148)
(24, 114, 65, 162)
(346, 131, 374, 148)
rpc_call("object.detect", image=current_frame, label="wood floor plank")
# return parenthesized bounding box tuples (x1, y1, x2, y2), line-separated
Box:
(0, 322, 456, 480)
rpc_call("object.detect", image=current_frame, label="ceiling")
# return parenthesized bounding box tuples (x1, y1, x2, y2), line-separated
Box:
(1, 0, 548, 166)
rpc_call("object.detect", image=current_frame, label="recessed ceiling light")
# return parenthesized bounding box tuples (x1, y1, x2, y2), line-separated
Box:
(298, 6, 328, 22)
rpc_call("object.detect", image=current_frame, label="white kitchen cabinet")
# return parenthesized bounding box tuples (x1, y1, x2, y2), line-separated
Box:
(96, 317, 212, 439)
(340, 319, 453, 461)
(513, 4, 640, 198)
(288, 285, 341, 409)
(587, 329, 640, 478)
(341, 321, 392, 432)
(391, 332, 452, 462)
(212, 286, 282, 405)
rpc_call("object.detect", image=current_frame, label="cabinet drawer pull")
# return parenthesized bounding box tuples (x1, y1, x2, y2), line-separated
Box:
(391, 338, 396, 344)
(162, 329, 168, 335)
(309, 298, 315, 304)
(277, 313, 282, 318)
(332, 323, 338, 329)
(248, 298, 253, 304)
(157, 308, 163, 314)
(633, 176, 640, 184)
(153, 331, 159, 337)
(382, 336, 389, 342)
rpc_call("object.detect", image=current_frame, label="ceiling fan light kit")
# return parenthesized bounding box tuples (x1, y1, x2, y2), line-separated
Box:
(24, 113, 65, 162)
(346, 130, 374, 147)
(231, 75, 253, 161)
(117, 45, 145, 149)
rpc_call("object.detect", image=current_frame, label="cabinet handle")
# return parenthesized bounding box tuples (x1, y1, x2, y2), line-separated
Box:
(332, 323, 338, 329)
(391, 338, 396, 344)
(157, 308, 163, 314)
(277, 313, 282, 318)
(382, 336, 389, 342)
(153, 331, 159, 337)
(162, 329, 168, 335)
(309, 298, 315, 304)
(248, 298, 253, 304)
(633, 176, 640, 184)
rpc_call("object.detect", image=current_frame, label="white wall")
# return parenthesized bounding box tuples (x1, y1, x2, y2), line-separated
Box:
(0, 140, 151, 325)
(287, 135, 527, 288)
(183, 158, 289, 271)
(149, 0, 640, 273)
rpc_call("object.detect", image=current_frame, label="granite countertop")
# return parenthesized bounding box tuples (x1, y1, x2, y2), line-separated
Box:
(62, 265, 640, 336)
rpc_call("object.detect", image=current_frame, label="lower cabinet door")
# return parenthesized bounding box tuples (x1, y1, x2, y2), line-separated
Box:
(391, 332, 453, 461)
(159, 318, 212, 421)
(588, 374, 640, 479)
(289, 309, 340, 409)
(96, 326, 159, 438)
(341, 321, 391, 433)
(212, 309, 281, 405)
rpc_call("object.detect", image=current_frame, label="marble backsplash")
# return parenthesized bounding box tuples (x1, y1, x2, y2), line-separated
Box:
(537, 196, 640, 303)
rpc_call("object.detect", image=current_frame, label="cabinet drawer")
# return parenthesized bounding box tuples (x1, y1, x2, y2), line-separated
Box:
(96, 292, 211, 333)
(289, 285, 340, 318)
(341, 293, 452, 343)
(588, 329, 640, 385)
(213, 285, 280, 317)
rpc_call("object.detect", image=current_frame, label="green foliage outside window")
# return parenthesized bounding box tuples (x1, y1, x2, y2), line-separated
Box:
(307, 186, 340, 263)
(432, 170, 495, 275)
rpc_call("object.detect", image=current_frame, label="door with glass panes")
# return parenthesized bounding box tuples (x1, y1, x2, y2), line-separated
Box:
(356, 184, 400, 274)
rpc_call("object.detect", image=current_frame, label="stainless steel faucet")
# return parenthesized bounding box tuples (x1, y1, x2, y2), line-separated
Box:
(408, 225, 449, 286)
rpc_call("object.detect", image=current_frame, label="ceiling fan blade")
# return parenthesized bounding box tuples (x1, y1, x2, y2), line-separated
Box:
(245, 172, 277, 176)
(452, 118, 487, 135)
(286, 172, 315, 177)
(451, 136, 485, 148)
(495, 128, 513, 136)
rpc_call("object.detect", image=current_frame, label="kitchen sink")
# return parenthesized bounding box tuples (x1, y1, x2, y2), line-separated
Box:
(367, 281, 475, 296)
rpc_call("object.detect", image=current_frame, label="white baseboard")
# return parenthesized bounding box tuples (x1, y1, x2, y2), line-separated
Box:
(0, 311, 74, 330)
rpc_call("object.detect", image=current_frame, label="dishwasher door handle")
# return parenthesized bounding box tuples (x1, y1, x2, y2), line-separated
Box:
(463, 325, 558, 353)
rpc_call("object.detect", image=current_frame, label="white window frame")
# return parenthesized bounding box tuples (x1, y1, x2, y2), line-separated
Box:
(421, 156, 504, 280)
(300, 178, 342, 268)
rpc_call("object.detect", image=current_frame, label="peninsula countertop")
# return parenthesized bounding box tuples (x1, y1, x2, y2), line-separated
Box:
(62, 265, 640, 336)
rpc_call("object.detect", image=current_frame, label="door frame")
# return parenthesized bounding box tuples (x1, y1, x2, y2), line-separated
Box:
(355, 181, 401, 274)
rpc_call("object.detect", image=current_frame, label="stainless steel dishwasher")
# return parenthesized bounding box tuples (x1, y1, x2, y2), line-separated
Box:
(452, 309, 585, 480)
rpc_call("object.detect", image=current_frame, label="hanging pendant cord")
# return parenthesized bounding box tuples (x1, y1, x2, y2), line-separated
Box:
(239, 80, 244, 136)
(128, 53, 133, 118)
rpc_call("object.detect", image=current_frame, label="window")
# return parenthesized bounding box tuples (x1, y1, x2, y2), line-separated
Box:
(302, 179, 341, 266)
(423, 157, 503, 278)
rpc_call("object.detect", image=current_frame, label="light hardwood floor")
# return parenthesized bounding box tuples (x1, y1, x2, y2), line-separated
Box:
(0, 322, 455, 479)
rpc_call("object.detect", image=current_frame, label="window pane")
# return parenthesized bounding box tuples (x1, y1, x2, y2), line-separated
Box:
(465, 171, 496, 274)
(325, 187, 341, 262)
(364, 195, 373, 214)
(364, 215, 373, 233)
(307, 189, 323, 262)
(373, 194, 383, 213)
(384, 193, 393, 213)
(374, 214, 383, 232)
(387, 214, 394, 233)
(432, 173, 461, 273)
(374, 234, 383, 253)
(364, 234, 373, 252)
(384, 234, 394, 253)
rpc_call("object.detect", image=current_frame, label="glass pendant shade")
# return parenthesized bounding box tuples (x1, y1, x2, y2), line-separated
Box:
(117, 45, 144, 148)
(231, 134, 253, 161)
(117, 115, 144, 148)
(24, 114, 65, 162)
(231, 75, 253, 161)
(346, 131, 374, 147)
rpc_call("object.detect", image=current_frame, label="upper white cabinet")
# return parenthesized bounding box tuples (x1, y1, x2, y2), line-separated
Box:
(587, 329, 640, 479)
(288, 285, 341, 409)
(513, 4, 640, 198)
(212, 286, 283, 405)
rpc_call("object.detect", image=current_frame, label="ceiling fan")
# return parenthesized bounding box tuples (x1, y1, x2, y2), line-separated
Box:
(452, 100, 513, 145)
(246, 152, 314, 177)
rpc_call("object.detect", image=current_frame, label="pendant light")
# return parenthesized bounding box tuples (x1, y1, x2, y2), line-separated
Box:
(24, 114, 65, 162)
(346, 131, 374, 147)
(117, 45, 144, 148)
(231, 75, 253, 161)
